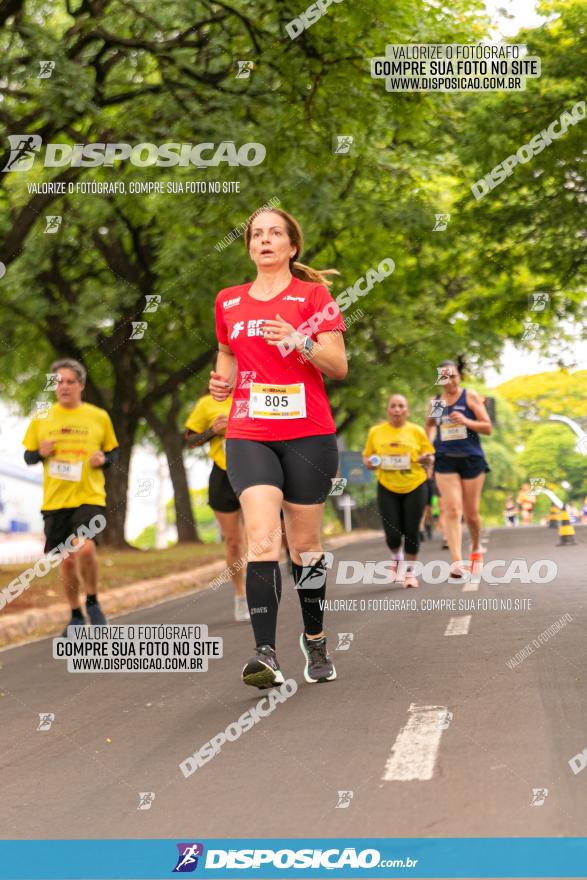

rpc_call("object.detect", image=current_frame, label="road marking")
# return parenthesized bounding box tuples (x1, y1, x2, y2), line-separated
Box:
(444, 615, 471, 636)
(382, 703, 448, 781)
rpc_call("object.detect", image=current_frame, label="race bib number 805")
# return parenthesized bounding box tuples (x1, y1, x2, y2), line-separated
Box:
(249, 383, 306, 419)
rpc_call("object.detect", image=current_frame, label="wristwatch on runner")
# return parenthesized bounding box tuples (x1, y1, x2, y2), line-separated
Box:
(300, 335, 314, 357)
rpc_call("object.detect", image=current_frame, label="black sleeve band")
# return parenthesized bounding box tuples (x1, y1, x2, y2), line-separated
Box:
(184, 427, 215, 448)
(102, 448, 120, 469)
(24, 450, 43, 465)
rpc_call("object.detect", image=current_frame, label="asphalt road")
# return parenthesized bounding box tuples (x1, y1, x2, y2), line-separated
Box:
(1, 525, 586, 843)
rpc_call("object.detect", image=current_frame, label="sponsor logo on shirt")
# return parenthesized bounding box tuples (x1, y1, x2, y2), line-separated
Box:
(230, 319, 267, 339)
(283, 295, 305, 302)
(238, 371, 256, 389)
(247, 319, 265, 337)
(233, 400, 250, 418)
(223, 296, 241, 310)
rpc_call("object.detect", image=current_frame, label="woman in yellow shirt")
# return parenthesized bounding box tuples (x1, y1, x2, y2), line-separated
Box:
(184, 394, 249, 622)
(363, 394, 435, 588)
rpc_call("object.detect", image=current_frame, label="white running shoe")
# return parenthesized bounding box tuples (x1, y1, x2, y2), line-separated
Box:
(234, 595, 250, 622)
(389, 559, 402, 584)
(401, 571, 419, 589)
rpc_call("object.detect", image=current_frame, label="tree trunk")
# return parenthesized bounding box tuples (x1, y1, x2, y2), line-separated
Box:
(104, 437, 135, 549)
(162, 423, 200, 543)
(144, 400, 200, 544)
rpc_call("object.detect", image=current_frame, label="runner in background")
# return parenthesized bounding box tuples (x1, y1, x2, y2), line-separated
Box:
(420, 471, 440, 542)
(210, 207, 347, 688)
(504, 495, 519, 527)
(431, 490, 442, 539)
(363, 394, 434, 588)
(280, 510, 293, 575)
(184, 394, 249, 622)
(426, 359, 491, 581)
(437, 494, 449, 549)
(22, 359, 119, 634)
(516, 483, 535, 525)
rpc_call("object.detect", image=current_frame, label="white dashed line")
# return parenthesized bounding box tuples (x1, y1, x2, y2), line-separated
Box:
(382, 703, 449, 781)
(444, 615, 471, 636)
(463, 578, 480, 592)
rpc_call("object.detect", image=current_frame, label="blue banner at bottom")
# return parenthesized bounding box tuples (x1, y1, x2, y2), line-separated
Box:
(1, 838, 586, 879)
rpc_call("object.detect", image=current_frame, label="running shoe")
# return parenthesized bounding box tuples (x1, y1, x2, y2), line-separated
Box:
(86, 602, 108, 626)
(61, 615, 87, 637)
(234, 595, 250, 622)
(441, 538, 449, 550)
(469, 550, 484, 576)
(299, 633, 337, 683)
(388, 560, 400, 584)
(241, 645, 284, 689)
(401, 571, 419, 589)
(448, 561, 466, 584)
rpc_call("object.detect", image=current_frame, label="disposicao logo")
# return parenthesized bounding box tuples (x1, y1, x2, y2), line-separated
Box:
(173, 843, 204, 873)
(2, 136, 266, 172)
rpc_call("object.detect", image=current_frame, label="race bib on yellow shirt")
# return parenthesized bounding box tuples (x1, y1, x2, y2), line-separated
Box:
(249, 383, 306, 419)
(381, 453, 411, 471)
(440, 423, 467, 441)
(48, 459, 82, 482)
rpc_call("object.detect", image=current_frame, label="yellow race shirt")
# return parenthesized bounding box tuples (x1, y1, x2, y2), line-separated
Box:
(363, 421, 434, 494)
(185, 395, 232, 470)
(22, 402, 118, 510)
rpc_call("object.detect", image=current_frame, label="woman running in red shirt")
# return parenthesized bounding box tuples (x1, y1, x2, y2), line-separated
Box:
(210, 208, 348, 689)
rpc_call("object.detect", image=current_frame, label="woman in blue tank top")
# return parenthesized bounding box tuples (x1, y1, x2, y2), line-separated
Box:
(425, 359, 492, 581)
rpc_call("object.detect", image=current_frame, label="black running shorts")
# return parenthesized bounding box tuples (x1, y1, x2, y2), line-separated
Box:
(208, 463, 240, 513)
(226, 435, 338, 504)
(434, 454, 490, 479)
(42, 504, 106, 554)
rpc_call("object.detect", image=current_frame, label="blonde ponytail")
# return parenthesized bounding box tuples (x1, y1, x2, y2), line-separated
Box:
(290, 260, 340, 288)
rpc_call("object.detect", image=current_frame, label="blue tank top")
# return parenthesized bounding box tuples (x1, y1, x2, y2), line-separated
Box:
(433, 388, 484, 458)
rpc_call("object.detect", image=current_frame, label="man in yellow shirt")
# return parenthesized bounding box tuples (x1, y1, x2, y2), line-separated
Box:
(363, 394, 434, 588)
(184, 394, 248, 622)
(23, 359, 119, 633)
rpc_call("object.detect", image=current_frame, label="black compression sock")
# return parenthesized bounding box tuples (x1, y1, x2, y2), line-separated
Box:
(246, 561, 282, 649)
(292, 556, 328, 636)
(71, 608, 84, 620)
(85, 594, 98, 606)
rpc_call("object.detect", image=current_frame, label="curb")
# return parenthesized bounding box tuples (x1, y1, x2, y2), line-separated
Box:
(0, 530, 382, 650)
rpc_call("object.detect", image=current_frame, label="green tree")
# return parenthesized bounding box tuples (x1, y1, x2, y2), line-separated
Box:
(519, 422, 587, 500)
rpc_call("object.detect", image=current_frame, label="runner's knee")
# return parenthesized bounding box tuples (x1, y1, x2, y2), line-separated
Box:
(60, 554, 77, 570)
(225, 536, 244, 557)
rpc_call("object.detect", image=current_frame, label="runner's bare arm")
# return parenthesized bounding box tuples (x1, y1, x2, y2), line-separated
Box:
(209, 345, 237, 400)
(425, 404, 438, 442)
(311, 330, 348, 380)
(462, 389, 492, 435)
(261, 314, 347, 380)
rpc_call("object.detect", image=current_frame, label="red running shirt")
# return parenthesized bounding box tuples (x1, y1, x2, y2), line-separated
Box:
(215, 276, 346, 441)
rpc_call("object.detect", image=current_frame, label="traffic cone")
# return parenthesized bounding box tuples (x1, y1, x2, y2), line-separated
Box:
(557, 506, 577, 546)
(549, 505, 560, 528)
